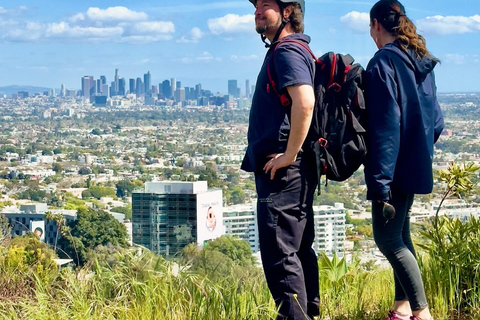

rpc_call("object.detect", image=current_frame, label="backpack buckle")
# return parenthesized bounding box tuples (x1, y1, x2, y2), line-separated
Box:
(280, 94, 291, 107)
(318, 138, 328, 148)
(328, 83, 342, 92)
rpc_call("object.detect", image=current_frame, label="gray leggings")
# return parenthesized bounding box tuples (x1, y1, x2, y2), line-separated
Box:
(371, 190, 428, 311)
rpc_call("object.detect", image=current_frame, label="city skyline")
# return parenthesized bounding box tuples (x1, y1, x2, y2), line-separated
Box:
(1, 1, 480, 93)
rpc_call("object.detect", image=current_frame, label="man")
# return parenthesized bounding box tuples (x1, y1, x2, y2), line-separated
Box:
(34, 227, 43, 240)
(241, 0, 319, 319)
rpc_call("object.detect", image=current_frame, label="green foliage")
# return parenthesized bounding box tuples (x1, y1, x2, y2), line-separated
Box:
(313, 184, 356, 209)
(91, 128, 102, 135)
(58, 207, 129, 265)
(417, 161, 480, 317)
(78, 167, 91, 175)
(182, 236, 257, 281)
(224, 185, 246, 205)
(205, 235, 255, 266)
(52, 163, 63, 173)
(317, 252, 393, 319)
(115, 180, 136, 198)
(86, 185, 116, 200)
(110, 204, 132, 220)
(419, 217, 480, 317)
(0, 236, 58, 302)
(0, 250, 275, 320)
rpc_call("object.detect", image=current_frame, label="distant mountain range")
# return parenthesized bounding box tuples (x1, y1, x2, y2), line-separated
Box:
(0, 85, 54, 96)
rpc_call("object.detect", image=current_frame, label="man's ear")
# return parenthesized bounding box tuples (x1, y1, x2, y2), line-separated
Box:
(283, 5, 294, 19)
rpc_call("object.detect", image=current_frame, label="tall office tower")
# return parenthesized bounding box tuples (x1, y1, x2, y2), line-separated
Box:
(151, 85, 158, 94)
(119, 78, 126, 96)
(313, 203, 346, 256)
(96, 79, 102, 95)
(110, 81, 116, 97)
(171, 78, 176, 95)
(184, 87, 190, 100)
(132, 181, 224, 256)
(136, 78, 144, 95)
(81, 76, 95, 98)
(60, 84, 66, 97)
(162, 80, 171, 99)
(100, 75, 107, 85)
(129, 79, 136, 94)
(176, 81, 181, 90)
(245, 80, 250, 98)
(101, 84, 109, 97)
(114, 69, 119, 96)
(175, 88, 185, 102)
(228, 80, 240, 98)
(195, 83, 201, 99)
(144, 71, 151, 94)
(66, 89, 76, 97)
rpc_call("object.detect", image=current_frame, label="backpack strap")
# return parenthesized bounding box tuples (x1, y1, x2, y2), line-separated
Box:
(267, 39, 317, 108)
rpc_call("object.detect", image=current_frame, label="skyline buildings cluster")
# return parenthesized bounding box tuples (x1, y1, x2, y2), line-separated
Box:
(68, 69, 254, 105)
(2, 70, 255, 108)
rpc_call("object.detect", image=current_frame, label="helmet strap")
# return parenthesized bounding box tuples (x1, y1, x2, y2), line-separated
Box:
(261, 15, 290, 48)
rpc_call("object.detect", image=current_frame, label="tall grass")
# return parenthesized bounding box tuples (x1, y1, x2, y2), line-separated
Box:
(0, 247, 397, 320)
(418, 216, 480, 320)
(1, 225, 480, 319)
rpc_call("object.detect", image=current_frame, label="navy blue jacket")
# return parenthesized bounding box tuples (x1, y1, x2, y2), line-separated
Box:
(364, 40, 444, 201)
(241, 34, 315, 173)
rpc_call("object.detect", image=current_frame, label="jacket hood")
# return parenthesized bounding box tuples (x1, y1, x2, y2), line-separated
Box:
(381, 40, 437, 79)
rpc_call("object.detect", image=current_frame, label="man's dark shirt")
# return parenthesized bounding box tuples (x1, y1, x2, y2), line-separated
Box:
(241, 33, 315, 173)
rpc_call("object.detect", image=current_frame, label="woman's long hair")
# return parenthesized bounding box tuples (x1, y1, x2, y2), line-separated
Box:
(370, 0, 436, 60)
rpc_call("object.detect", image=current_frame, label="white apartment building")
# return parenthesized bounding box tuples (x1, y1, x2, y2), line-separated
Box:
(223, 202, 259, 253)
(313, 203, 346, 256)
(223, 202, 347, 257)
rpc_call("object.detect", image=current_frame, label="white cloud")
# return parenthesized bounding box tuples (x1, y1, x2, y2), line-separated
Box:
(0, 6, 28, 16)
(444, 54, 480, 66)
(197, 51, 214, 62)
(230, 54, 259, 62)
(85, 7, 148, 22)
(340, 11, 370, 34)
(416, 15, 480, 35)
(1, 6, 175, 43)
(177, 27, 204, 43)
(129, 21, 175, 34)
(445, 54, 466, 65)
(208, 14, 255, 35)
(133, 59, 150, 65)
(175, 52, 221, 64)
(46, 23, 123, 39)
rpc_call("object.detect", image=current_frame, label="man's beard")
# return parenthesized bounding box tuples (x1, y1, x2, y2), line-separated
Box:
(255, 17, 280, 35)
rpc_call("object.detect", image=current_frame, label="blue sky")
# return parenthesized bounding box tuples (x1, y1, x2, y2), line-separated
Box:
(0, 0, 479, 94)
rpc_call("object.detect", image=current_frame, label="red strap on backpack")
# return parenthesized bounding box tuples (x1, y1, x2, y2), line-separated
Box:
(267, 39, 317, 108)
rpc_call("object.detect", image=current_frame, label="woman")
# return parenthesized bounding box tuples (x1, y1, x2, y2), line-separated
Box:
(364, 1, 444, 320)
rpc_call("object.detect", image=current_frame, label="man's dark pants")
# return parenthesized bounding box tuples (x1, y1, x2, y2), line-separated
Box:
(255, 154, 319, 320)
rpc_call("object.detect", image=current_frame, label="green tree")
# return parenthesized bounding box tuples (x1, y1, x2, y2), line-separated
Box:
(115, 180, 136, 198)
(52, 163, 63, 173)
(88, 186, 116, 199)
(58, 207, 129, 265)
(206, 235, 255, 266)
(230, 187, 246, 205)
(91, 128, 102, 135)
(78, 167, 91, 175)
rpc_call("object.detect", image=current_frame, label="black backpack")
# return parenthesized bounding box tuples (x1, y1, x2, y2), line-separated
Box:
(267, 40, 367, 190)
